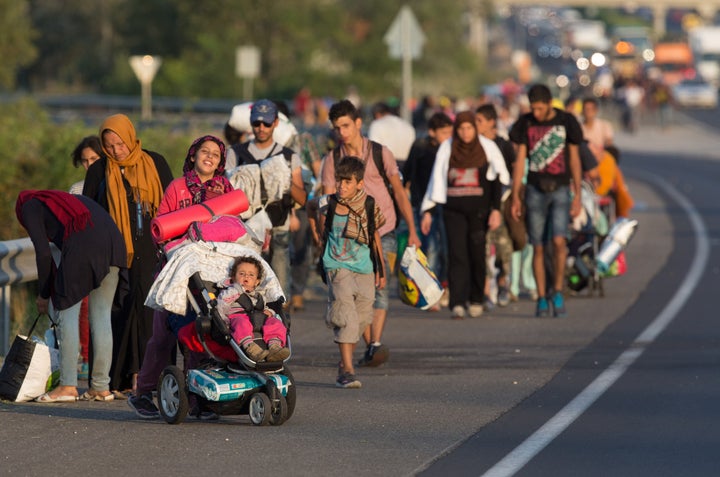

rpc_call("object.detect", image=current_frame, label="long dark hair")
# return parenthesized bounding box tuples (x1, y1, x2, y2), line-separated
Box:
(71, 136, 104, 168)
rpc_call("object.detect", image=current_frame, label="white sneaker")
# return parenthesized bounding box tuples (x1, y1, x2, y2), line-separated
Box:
(468, 303, 484, 318)
(451, 305, 465, 320)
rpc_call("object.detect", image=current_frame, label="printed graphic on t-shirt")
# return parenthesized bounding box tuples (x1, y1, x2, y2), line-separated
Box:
(324, 212, 373, 274)
(329, 214, 365, 263)
(447, 167, 483, 197)
(527, 125, 567, 175)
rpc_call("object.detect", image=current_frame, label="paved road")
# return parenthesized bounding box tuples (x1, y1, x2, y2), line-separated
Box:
(420, 118, 720, 476)
(0, 119, 709, 477)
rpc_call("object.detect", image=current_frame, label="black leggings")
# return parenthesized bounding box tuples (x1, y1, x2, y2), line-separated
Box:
(443, 206, 488, 309)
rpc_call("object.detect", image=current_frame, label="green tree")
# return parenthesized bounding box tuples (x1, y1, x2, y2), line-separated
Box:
(0, 0, 38, 90)
(21, 0, 497, 102)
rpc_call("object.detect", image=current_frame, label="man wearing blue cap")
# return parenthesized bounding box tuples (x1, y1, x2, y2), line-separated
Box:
(231, 99, 307, 304)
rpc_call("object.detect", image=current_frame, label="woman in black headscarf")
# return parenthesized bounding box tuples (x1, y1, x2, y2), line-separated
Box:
(420, 111, 509, 320)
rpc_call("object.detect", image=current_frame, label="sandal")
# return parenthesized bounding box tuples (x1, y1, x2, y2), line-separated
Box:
(111, 390, 130, 400)
(35, 392, 78, 403)
(80, 390, 115, 402)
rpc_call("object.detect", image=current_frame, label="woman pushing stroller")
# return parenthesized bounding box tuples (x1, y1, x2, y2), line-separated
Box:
(129, 134, 233, 419)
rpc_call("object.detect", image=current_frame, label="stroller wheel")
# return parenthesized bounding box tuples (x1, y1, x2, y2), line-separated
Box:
(249, 392, 272, 426)
(281, 366, 297, 421)
(270, 394, 288, 426)
(158, 366, 189, 424)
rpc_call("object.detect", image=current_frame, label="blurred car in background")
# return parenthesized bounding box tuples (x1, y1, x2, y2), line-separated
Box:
(672, 78, 718, 108)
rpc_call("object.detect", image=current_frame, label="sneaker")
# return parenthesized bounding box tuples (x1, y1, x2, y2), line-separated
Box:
(551, 292, 567, 318)
(291, 295, 304, 312)
(483, 295, 495, 311)
(336, 372, 362, 389)
(266, 343, 290, 362)
(190, 405, 219, 421)
(128, 393, 160, 420)
(497, 287, 511, 307)
(357, 343, 389, 367)
(243, 341, 269, 362)
(535, 297, 550, 318)
(468, 303, 484, 318)
(450, 305, 465, 320)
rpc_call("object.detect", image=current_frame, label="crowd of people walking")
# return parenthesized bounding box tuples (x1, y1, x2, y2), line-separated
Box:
(17, 80, 634, 405)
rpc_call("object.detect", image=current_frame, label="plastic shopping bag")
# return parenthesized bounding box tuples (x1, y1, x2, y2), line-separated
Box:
(0, 315, 59, 402)
(398, 246, 443, 310)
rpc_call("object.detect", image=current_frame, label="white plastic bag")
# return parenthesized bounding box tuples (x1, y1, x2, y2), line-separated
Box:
(0, 321, 58, 402)
(398, 246, 443, 310)
(245, 208, 273, 253)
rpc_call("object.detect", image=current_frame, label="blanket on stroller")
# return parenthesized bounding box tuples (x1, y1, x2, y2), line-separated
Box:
(145, 242, 285, 315)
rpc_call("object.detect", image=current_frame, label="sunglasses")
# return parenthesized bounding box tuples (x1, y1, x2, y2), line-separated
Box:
(251, 120, 274, 128)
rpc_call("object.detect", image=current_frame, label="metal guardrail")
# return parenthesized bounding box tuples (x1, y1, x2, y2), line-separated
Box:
(0, 238, 40, 355)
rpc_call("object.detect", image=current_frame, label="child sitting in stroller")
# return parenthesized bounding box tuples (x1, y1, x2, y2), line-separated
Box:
(217, 256, 290, 363)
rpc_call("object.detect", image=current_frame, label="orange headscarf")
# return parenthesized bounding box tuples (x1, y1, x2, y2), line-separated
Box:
(99, 114, 163, 266)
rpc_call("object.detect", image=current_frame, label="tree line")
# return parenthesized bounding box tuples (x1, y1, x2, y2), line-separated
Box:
(3, 0, 498, 100)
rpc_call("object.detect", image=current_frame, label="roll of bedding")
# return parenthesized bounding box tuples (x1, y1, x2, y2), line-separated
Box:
(151, 189, 249, 243)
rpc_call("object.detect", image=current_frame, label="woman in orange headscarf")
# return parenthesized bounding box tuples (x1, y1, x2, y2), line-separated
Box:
(594, 146, 634, 218)
(83, 114, 173, 397)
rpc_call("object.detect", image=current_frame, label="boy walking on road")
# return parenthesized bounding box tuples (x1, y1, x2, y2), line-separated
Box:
(321, 100, 420, 367)
(314, 156, 386, 388)
(509, 84, 583, 318)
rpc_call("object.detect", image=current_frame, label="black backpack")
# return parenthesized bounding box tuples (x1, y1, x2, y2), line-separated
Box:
(317, 194, 383, 284)
(232, 142, 295, 227)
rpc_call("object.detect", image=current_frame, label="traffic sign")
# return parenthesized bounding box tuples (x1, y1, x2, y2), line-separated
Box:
(236, 46, 261, 79)
(384, 5, 426, 60)
(129, 55, 162, 84)
(384, 6, 425, 122)
(129, 55, 162, 120)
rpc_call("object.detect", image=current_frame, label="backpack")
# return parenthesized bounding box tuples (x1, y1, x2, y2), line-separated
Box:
(232, 142, 295, 227)
(317, 194, 383, 284)
(332, 141, 401, 229)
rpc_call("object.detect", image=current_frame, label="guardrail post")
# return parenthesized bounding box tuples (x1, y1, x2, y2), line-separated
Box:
(1, 285, 9, 355)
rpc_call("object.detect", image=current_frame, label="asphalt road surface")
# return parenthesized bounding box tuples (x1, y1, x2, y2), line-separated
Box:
(1, 115, 717, 477)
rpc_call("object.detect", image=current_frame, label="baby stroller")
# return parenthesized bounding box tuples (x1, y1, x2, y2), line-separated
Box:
(566, 180, 608, 297)
(146, 240, 296, 426)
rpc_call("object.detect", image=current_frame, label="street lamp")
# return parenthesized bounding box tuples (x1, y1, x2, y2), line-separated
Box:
(129, 55, 162, 120)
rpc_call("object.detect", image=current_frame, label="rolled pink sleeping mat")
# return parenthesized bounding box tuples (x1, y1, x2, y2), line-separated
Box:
(150, 189, 249, 243)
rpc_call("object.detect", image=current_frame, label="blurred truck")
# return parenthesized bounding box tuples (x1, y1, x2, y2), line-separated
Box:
(688, 26, 720, 87)
(652, 42, 694, 86)
(609, 26, 653, 80)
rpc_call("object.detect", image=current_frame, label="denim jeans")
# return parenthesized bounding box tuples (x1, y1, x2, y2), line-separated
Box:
(267, 228, 291, 301)
(373, 232, 397, 310)
(290, 208, 313, 297)
(54, 266, 119, 390)
(414, 206, 447, 283)
(525, 183, 571, 245)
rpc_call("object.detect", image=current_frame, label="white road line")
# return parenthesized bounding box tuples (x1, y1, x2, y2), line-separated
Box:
(480, 173, 710, 477)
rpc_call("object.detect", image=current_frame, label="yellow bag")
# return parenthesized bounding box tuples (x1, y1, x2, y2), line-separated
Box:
(398, 246, 443, 310)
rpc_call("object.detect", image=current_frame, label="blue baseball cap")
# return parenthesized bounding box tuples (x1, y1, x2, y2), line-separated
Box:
(250, 99, 278, 124)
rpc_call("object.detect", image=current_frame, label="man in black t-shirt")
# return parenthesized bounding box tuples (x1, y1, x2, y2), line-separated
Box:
(509, 84, 582, 318)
